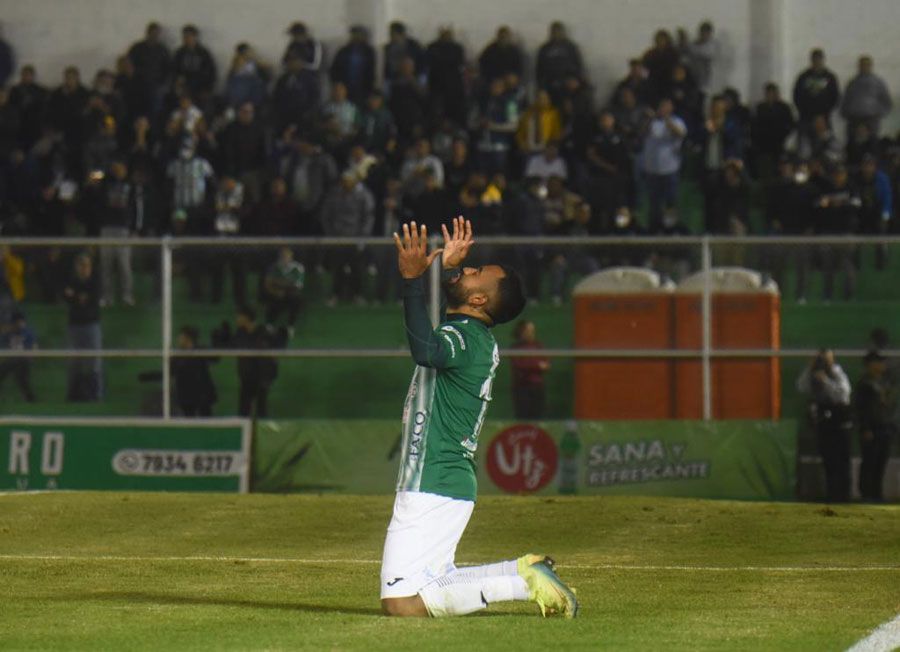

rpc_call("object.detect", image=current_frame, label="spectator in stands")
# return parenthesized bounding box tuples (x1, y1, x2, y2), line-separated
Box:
(221, 101, 267, 201)
(641, 97, 687, 229)
(846, 122, 879, 170)
(524, 141, 568, 182)
(275, 131, 337, 235)
(254, 176, 298, 236)
(795, 114, 840, 163)
(400, 137, 444, 198)
(0, 23, 14, 88)
(172, 25, 216, 103)
(9, 65, 48, 151)
(359, 90, 396, 155)
(814, 164, 860, 301)
(0, 310, 36, 402)
(478, 26, 523, 84)
(82, 116, 119, 190)
(426, 27, 466, 127)
(752, 83, 795, 181)
(330, 26, 376, 106)
(320, 171, 375, 306)
(475, 77, 518, 175)
(405, 167, 450, 233)
(612, 86, 650, 159)
(857, 153, 892, 270)
(536, 22, 583, 101)
(705, 160, 750, 263)
(272, 56, 320, 132)
(642, 30, 680, 104)
(797, 349, 852, 502)
(702, 96, 742, 228)
(444, 138, 472, 203)
(612, 59, 650, 108)
(94, 158, 136, 306)
(46, 66, 90, 177)
(64, 252, 103, 402)
(210, 176, 246, 305)
(225, 43, 270, 110)
(282, 22, 324, 74)
(126, 22, 170, 113)
(764, 157, 815, 301)
(171, 325, 218, 417)
(262, 246, 305, 331)
(542, 175, 596, 304)
(841, 55, 892, 140)
(115, 56, 152, 133)
(516, 90, 562, 156)
(667, 63, 703, 140)
(383, 22, 425, 89)
(855, 351, 894, 503)
(792, 49, 840, 153)
(388, 56, 428, 146)
(510, 320, 550, 420)
(558, 74, 594, 163)
(585, 110, 632, 228)
(321, 81, 360, 157)
(678, 21, 719, 95)
(603, 205, 645, 268)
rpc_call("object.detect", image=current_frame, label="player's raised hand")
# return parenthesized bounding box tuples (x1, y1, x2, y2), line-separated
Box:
(393, 222, 443, 279)
(440, 216, 474, 270)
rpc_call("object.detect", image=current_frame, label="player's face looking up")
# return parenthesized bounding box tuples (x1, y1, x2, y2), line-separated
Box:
(443, 265, 505, 313)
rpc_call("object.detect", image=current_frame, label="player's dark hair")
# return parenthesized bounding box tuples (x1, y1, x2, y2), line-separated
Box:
(488, 266, 526, 326)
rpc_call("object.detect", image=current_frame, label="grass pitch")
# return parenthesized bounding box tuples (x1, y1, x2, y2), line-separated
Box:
(0, 493, 898, 651)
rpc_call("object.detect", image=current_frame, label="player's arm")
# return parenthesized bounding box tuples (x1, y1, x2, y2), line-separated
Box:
(394, 222, 450, 368)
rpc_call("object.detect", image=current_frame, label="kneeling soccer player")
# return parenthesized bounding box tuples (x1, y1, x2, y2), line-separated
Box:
(381, 217, 578, 618)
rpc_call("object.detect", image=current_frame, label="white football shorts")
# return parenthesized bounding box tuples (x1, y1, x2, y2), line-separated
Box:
(380, 490, 475, 599)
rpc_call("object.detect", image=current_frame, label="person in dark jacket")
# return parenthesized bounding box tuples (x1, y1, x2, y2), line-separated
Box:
(171, 325, 218, 417)
(212, 306, 283, 419)
(854, 351, 895, 502)
(478, 26, 523, 84)
(426, 28, 467, 127)
(330, 26, 376, 106)
(383, 22, 425, 88)
(536, 21, 583, 102)
(792, 49, 840, 154)
(8, 65, 48, 151)
(46, 66, 90, 178)
(0, 310, 36, 402)
(752, 83, 795, 180)
(126, 22, 170, 111)
(63, 253, 103, 401)
(763, 157, 815, 300)
(172, 25, 217, 102)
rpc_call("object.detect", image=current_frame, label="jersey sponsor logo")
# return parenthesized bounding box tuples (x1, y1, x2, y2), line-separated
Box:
(386, 577, 404, 586)
(486, 424, 559, 494)
(408, 411, 427, 459)
(440, 325, 466, 351)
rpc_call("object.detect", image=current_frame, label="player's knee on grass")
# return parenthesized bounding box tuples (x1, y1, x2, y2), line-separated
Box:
(381, 596, 429, 617)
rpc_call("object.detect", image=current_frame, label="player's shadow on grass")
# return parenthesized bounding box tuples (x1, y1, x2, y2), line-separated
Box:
(56, 592, 382, 617)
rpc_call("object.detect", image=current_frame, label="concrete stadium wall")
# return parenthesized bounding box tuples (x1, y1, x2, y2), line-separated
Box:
(1, 0, 897, 131)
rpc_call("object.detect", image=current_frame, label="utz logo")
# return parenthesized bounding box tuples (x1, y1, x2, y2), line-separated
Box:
(486, 425, 558, 494)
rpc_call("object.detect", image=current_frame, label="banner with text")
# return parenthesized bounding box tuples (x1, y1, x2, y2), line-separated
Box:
(253, 420, 796, 500)
(0, 418, 251, 493)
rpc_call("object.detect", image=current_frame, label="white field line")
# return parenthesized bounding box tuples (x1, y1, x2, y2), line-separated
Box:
(847, 613, 900, 652)
(0, 554, 898, 572)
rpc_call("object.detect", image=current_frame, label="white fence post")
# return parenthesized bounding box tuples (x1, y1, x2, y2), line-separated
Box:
(701, 235, 712, 421)
(161, 237, 173, 419)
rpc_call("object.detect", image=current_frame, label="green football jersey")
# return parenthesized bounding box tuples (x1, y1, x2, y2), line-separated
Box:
(396, 315, 500, 501)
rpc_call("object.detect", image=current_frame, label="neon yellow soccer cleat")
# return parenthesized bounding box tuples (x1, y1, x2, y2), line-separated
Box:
(517, 554, 579, 619)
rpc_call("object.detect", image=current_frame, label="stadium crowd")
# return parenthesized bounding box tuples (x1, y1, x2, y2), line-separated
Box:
(0, 17, 898, 414)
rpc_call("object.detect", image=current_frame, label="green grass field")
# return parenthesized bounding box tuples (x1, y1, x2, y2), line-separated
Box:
(1, 492, 898, 651)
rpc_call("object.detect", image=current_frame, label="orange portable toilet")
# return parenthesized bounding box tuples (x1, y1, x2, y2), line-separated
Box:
(673, 269, 781, 419)
(573, 268, 676, 419)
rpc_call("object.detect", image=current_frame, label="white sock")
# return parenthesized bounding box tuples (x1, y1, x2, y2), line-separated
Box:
(419, 574, 530, 617)
(450, 560, 518, 579)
